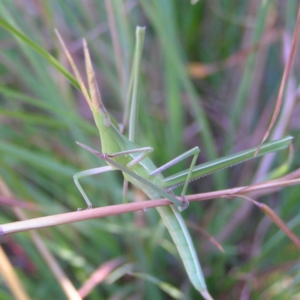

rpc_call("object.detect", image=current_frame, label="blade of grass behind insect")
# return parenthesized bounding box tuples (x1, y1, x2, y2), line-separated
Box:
(0, 13, 92, 150)
(104, 0, 126, 95)
(130, 272, 186, 300)
(140, 0, 223, 188)
(0, 142, 76, 177)
(228, 0, 273, 147)
(110, 0, 133, 94)
(0, 4, 112, 149)
(128, 27, 145, 142)
(0, 9, 121, 208)
(0, 86, 97, 135)
(163, 54, 185, 167)
(0, 17, 78, 89)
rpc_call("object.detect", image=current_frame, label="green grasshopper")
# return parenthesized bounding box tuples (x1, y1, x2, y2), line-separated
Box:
(57, 30, 292, 300)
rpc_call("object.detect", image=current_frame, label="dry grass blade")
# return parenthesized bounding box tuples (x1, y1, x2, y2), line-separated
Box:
(186, 221, 224, 252)
(0, 246, 30, 300)
(256, 5, 300, 153)
(55, 29, 93, 109)
(0, 178, 82, 300)
(83, 39, 103, 110)
(260, 203, 300, 249)
(0, 195, 37, 209)
(78, 258, 124, 298)
(1, 174, 300, 238)
(232, 194, 300, 249)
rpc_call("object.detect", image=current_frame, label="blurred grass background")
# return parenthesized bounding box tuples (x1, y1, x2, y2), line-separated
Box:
(0, 0, 300, 299)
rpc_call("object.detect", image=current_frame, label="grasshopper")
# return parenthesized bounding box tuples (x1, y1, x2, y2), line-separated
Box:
(57, 29, 292, 299)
